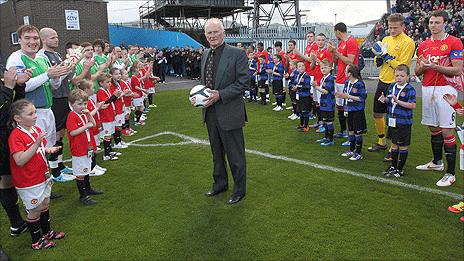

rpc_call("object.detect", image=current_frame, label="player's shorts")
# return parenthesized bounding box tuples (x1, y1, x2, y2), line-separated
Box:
(335, 83, 345, 106)
(0, 130, 11, 176)
(100, 121, 115, 137)
(16, 178, 53, 210)
(115, 113, 124, 127)
(347, 110, 367, 135)
(72, 155, 92, 177)
(133, 97, 144, 107)
(373, 80, 391, 114)
(421, 85, 457, 128)
(36, 108, 56, 148)
(321, 110, 335, 122)
(297, 95, 311, 112)
(272, 80, 283, 95)
(148, 87, 156, 94)
(283, 78, 288, 88)
(51, 97, 71, 131)
(387, 124, 412, 146)
(289, 89, 297, 103)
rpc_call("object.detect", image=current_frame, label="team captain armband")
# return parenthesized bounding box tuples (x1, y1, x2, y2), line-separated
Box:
(450, 50, 463, 59)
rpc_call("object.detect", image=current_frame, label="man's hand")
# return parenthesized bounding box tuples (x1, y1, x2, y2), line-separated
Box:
(204, 89, 220, 107)
(3, 67, 19, 88)
(456, 108, 464, 116)
(83, 59, 95, 70)
(47, 63, 71, 79)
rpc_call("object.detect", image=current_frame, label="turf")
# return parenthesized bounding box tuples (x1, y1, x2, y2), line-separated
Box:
(1, 87, 463, 260)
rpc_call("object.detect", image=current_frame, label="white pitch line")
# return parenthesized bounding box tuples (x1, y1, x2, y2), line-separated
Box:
(127, 131, 464, 200)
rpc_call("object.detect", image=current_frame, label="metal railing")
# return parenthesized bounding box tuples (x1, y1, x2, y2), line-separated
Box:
(361, 58, 417, 78)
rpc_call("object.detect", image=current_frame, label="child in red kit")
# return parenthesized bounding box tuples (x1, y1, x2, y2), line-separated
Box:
(8, 99, 65, 250)
(67, 89, 104, 205)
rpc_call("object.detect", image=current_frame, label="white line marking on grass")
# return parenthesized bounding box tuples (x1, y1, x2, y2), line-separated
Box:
(129, 131, 463, 200)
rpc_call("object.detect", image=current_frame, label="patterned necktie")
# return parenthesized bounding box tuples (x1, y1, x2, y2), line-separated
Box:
(205, 49, 215, 90)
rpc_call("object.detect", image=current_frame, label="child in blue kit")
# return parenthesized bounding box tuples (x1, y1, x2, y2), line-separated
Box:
(257, 54, 268, 105)
(313, 59, 336, 146)
(271, 54, 285, 111)
(294, 61, 313, 132)
(247, 52, 257, 102)
(378, 64, 416, 178)
(336, 64, 367, 161)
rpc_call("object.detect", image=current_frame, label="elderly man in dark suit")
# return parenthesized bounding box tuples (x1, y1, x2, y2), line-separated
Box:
(200, 18, 248, 204)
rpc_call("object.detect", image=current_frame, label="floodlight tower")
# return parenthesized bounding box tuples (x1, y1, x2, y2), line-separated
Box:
(248, 0, 301, 29)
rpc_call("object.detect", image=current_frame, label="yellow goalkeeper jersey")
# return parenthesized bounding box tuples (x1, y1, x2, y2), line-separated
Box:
(377, 32, 415, 83)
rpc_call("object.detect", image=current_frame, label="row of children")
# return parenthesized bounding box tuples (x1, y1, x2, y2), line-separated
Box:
(3, 51, 158, 250)
(248, 53, 417, 176)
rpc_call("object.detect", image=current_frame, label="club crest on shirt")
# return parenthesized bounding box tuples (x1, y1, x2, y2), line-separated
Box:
(400, 91, 406, 97)
(31, 199, 38, 205)
(440, 44, 448, 51)
(352, 88, 357, 94)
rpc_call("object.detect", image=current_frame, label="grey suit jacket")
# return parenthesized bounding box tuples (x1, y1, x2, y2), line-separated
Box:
(200, 44, 248, 131)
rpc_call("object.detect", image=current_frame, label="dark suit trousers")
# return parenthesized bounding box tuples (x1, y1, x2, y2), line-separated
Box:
(205, 106, 246, 197)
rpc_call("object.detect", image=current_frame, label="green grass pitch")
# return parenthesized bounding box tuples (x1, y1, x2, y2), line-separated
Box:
(1, 88, 463, 260)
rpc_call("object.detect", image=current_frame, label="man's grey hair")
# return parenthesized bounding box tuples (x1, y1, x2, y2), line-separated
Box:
(205, 18, 224, 32)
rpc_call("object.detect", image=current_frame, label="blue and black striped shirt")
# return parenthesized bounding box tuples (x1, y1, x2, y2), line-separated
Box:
(386, 83, 416, 125)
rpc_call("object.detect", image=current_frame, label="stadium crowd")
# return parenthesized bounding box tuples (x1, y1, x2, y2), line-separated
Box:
(373, 0, 464, 46)
(0, 5, 463, 260)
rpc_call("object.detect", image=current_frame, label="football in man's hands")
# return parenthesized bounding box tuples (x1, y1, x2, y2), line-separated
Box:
(189, 85, 211, 108)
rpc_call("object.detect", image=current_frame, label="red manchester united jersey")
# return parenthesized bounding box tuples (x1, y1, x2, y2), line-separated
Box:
(67, 111, 97, 156)
(87, 99, 100, 136)
(110, 81, 124, 115)
(96, 88, 115, 123)
(336, 37, 359, 84)
(131, 75, 143, 98)
(313, 47, 334, 84)
(305, 42, 318, 76)
(417, 34, 463, 87)
(8, 126, 48, 188)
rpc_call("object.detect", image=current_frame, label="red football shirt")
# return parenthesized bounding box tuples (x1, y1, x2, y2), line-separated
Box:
(120, 80, 132, 107)
(417, 34, 463, 87)
(8, 126, 48, 188)
(142, 66, 155, 89)
(110, 81, 124, 115)
(287, 52, 304, 74)
(313, 47, 334, 84)
(336, 37, 359, 84)
(87, 99, 100, 136)
(66, 111, 97, 156)
(131, 75, 143, 98)
(304, 42, 318, 76)
(96, 88, 115, 123)
(277, 50, 287, 71)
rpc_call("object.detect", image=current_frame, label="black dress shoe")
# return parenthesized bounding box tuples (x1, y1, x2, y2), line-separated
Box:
(226, 195, 245, 205)
(205, 189, 227, 197)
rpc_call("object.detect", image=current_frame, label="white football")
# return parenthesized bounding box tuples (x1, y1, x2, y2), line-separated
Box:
(189, 85, 211, 108)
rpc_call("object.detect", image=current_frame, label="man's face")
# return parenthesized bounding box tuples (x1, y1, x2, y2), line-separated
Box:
(257, 45, 264, 51)
(43, 31, 59, 49)
(428, 16, 445, 34)
(204, 22, 225, 48)
(19, 30, 40, 55)
(307, 33, 315, 43)
(388, 21, 404, 37)
(83, 46, 94, 59)
(288, 43, 295, 51)
(237, 43, 243, 48)
(316, 35, 326, 48)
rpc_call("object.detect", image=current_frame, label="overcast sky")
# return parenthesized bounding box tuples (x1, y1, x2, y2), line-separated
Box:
(107, 1, 388, 26)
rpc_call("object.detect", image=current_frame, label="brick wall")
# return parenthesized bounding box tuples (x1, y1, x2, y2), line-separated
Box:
(0, 0, 108, 66)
